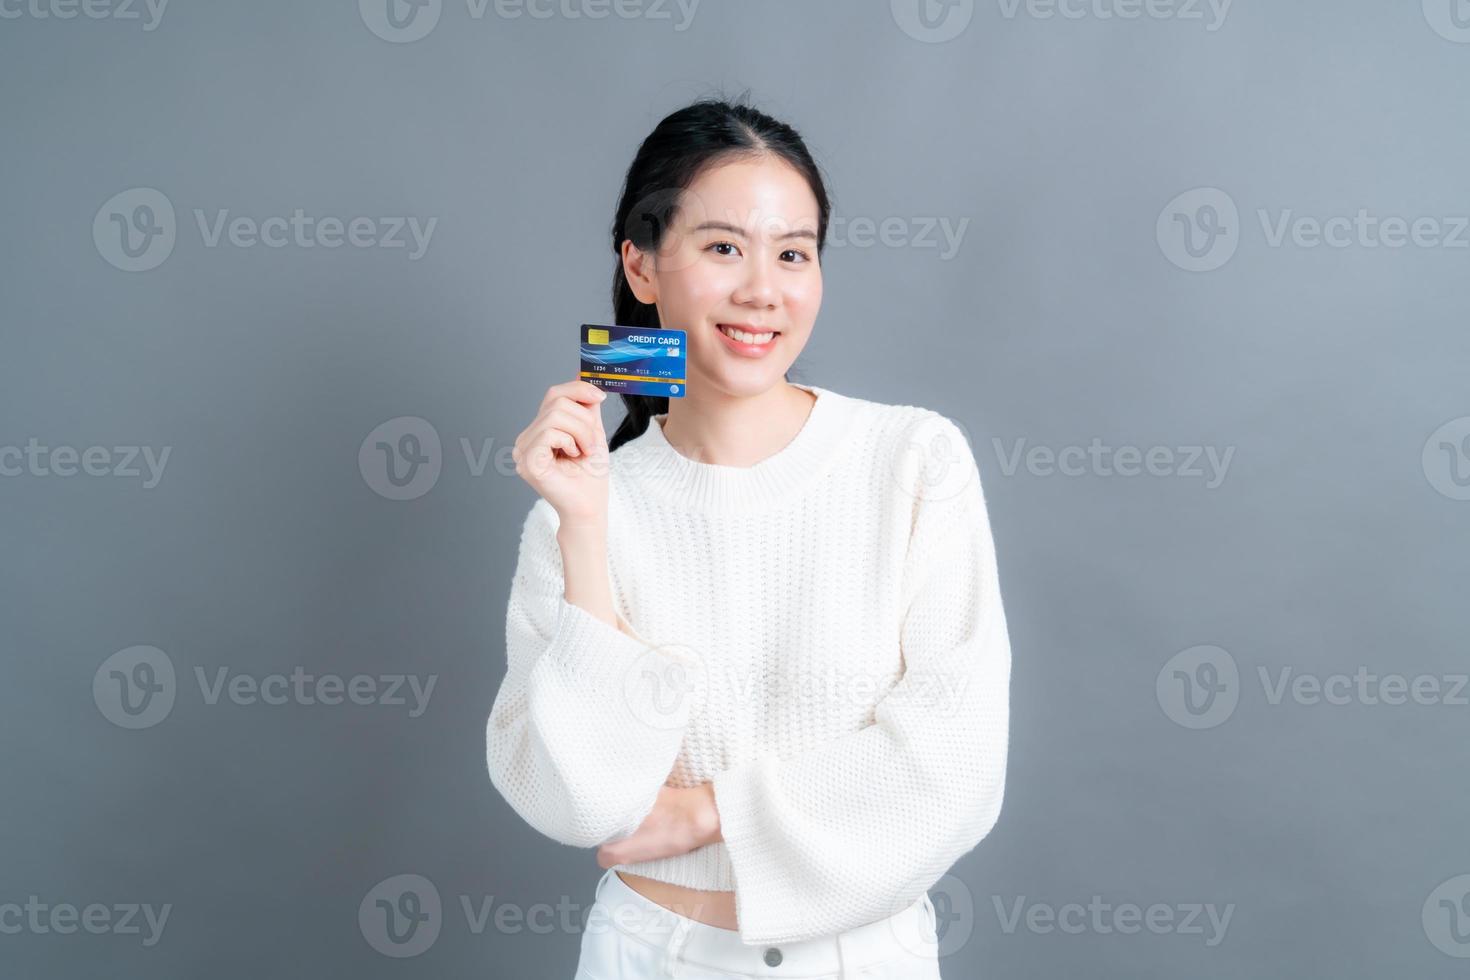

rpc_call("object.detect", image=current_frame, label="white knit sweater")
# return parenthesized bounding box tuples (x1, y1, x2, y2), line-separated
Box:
(485, 382, 1012, 945)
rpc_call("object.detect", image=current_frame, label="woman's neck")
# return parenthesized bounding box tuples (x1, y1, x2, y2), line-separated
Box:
(657, 382, 818, 469)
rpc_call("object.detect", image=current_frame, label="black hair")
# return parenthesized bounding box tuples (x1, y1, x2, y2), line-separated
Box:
(606, 91, 832, 452)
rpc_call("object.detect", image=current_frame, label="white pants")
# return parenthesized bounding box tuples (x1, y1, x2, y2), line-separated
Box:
(573, 867, 944, 979)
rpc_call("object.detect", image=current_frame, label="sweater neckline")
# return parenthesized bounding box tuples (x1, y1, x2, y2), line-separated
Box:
(615, 382, 853, 512)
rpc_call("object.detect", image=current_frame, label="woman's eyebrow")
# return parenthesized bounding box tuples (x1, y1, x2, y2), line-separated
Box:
(690, 220, 819, 243)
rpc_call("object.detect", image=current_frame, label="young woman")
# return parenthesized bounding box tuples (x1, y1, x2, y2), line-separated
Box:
(487, 96, 1012, 979)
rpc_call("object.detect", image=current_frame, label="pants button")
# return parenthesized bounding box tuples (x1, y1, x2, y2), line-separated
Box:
(763, 946, 783, 967)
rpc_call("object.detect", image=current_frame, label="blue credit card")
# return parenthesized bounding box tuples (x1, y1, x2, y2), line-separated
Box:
(580, 323, 686, 397)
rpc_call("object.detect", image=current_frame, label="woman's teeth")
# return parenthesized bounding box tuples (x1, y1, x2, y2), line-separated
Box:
(718, 324, 776, 344)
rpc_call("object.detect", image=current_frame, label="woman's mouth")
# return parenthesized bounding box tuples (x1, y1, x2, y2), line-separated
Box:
(715, 322, 781, 357)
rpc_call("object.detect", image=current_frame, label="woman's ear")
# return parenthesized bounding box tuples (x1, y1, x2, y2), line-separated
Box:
(620, 239, 657, 305)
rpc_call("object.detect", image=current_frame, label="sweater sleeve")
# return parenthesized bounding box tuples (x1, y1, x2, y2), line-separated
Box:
(486, 498, 700, 848)
(709, 414, 1012, 945)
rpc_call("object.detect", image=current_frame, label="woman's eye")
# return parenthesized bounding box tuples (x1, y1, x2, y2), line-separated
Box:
(706, 242, 811, 263)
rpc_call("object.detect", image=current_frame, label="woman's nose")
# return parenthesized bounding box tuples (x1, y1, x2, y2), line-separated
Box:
(735, 262, 778, 307)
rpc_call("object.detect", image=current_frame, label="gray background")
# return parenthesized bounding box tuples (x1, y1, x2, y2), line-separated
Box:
(3, 0, 1468, 977)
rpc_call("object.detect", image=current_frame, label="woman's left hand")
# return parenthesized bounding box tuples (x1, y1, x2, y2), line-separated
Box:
(596, 784, 722, 868)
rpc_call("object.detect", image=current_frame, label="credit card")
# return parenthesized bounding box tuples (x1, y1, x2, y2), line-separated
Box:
(579, 323, 687, 398)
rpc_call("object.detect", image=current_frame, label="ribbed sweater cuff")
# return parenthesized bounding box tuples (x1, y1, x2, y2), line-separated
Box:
(711, 757, 802, 945)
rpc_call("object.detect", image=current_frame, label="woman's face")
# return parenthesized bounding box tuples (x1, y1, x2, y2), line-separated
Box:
(621, 154, 822, 398)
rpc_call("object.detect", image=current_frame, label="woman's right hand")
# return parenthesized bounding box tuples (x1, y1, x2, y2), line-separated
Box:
(511, 378, 611, 528)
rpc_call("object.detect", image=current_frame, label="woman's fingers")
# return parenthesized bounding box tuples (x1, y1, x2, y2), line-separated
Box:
(541, 378, 607, 413)
(517, 427, 579, 476)
(517, 411, 597, 470)
(542, 427, 580, 460)
(540, 406, 599, 457)
(512, 380, 610, 481)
